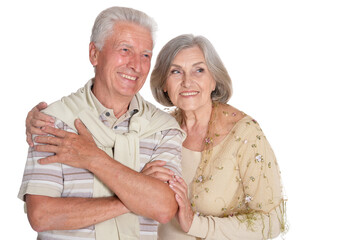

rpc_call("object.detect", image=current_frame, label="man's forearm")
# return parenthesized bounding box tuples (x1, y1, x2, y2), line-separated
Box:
(89, 154, 178, 224)
(26, 195, 129, 232)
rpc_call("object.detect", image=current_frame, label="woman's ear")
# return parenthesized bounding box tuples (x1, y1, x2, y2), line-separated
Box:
(211, 78, 217, 92)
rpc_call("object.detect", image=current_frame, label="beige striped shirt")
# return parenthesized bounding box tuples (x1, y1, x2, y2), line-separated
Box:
(18, 96, 183, 240)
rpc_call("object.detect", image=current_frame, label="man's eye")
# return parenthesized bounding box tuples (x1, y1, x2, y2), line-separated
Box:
(196, 68, 204, 73)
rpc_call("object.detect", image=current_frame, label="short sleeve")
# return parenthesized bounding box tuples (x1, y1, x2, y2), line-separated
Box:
(18, 118, 64, 202)
(149, 129, 183, 177)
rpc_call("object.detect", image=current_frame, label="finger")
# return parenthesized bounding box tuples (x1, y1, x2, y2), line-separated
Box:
(169, 181, 187, 200)
(41, 126, 68, 138)
(34, 144, 59, 154)
(148, 172, 174, 182)
(26, 125, 48, 147)
(141, 160, 167, 172)
(174, 176, 188, 192)
(29, 125, 48, 136)
(144, 160, 167, 169)
(175, 194, 186, 208)
(35, 135, 63, 146)
(30, 118, 50, 129)
(38, 155, 60, 165)
(141, 164, 174, 181)
(142, 166, 174, 176)
(26, 132, 34, 147)
(75, 119, 92, 139)
(34, 110, 54, 124)
(35, 102, 48, 111)
(26, 126, 48, 148)
(28, 103, 53, 126)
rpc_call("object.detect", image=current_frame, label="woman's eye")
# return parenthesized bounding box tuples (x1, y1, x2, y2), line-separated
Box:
(196, 68, 204, 73)
(171, 69, 181, 74)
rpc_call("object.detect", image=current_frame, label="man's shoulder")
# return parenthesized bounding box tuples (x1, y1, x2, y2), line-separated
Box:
(42, 83, 90, 129)
(140, 97, 176, 122)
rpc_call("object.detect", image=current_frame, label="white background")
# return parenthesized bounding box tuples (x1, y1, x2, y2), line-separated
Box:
(1, 0, 360, 239)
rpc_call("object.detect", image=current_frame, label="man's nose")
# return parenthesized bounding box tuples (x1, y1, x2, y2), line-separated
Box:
(127, 54, 141, 73)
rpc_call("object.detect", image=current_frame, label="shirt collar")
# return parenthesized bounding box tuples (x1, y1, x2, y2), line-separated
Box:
(89, 83, 139, 121)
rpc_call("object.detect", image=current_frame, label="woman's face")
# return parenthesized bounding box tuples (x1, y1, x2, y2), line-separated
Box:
(164, 46, 216, 112)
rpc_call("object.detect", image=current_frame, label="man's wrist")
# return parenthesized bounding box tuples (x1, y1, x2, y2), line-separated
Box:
(87, 149, 110, 172)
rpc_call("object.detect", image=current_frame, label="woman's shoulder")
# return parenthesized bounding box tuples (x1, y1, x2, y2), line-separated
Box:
(223, 104, 263, 137)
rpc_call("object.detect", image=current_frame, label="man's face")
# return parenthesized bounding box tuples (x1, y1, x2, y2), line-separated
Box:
(90, 22, 153, 101)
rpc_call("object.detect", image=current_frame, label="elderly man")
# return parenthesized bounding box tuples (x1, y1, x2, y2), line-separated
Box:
(18, 7, 184, 240)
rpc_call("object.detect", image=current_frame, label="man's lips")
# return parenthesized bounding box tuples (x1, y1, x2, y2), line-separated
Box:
(120, 73, 137, 81)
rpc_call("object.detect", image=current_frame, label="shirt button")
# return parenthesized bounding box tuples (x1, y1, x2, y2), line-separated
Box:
(105, 112, 110, 117)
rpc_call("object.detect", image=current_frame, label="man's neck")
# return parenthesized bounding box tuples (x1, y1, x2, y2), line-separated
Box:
(92, 83, 133, 119)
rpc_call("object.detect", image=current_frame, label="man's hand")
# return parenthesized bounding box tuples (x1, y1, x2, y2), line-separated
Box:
(35, 119, 107, 169)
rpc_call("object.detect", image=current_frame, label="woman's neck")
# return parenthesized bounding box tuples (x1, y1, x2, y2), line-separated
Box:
(179, 102, 214, 151)
(181, 102, 213, 133)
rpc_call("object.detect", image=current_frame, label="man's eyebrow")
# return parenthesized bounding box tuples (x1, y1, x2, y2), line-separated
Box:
(115, 43, 133, 49)
(114, 43, 152, 54)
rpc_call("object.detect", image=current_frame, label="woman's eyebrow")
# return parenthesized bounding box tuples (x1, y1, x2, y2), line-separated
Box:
(192, 61, 205, 67)
(170, 62, 205, 68)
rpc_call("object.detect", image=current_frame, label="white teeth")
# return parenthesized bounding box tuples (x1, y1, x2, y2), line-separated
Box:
(121, 74, 136, 81)
(180, 92, 198, 96)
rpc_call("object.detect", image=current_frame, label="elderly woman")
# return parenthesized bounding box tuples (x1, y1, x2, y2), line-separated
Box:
(25, 34, 287, 239)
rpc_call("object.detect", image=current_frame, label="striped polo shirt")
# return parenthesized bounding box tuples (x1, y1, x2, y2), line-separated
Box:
(18, 95, 183, 240)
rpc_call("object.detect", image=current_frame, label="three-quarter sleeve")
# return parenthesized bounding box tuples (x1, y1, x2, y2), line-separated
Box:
(187, 119, 287, 240)
(188, 207, 283, 239)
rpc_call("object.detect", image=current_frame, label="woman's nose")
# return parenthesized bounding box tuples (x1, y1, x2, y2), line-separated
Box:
(181, 75, 191, 88)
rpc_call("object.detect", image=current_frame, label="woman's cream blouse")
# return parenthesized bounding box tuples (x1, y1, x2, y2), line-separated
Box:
(158, 115, 286, 240)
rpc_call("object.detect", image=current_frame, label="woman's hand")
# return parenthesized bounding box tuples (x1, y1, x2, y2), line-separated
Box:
(34, 119, 107, 170)
(169, 175, 194, 232)
(141, 160, 175, 182)
(26, 102, 54, 147)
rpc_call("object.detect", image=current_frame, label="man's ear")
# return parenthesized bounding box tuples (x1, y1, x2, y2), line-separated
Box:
(89, 42, 99, 66)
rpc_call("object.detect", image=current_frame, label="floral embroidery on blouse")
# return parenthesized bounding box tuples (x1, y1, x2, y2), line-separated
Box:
(190, 110, 287, 238)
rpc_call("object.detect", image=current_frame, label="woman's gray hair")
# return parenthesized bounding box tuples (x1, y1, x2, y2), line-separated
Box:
(91, 6, 157, 50)
(151, 34, 233, 107)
